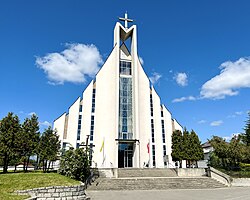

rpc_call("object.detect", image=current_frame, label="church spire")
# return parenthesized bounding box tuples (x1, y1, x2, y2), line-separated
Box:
(119, 12, 133, 29)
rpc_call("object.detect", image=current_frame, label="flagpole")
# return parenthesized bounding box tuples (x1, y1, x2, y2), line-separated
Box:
(103, 137, 105, 167)
(148, 139, 151, 168)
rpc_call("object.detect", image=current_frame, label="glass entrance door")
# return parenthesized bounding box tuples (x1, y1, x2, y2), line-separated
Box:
(118, 143, 134, 168)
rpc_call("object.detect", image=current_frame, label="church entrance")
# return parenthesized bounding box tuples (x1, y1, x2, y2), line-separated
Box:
(118, 143, 134, 168)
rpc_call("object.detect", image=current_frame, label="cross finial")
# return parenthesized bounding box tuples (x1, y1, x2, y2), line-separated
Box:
(119, 12, 133, 29)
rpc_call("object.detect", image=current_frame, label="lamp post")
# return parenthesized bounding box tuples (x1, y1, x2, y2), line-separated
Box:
(79, 135, 95, 166)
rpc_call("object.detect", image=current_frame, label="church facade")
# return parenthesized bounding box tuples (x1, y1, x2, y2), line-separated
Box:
(53, 14, 182, 169)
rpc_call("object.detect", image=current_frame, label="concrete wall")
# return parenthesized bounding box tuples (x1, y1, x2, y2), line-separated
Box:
(208, 167, 231, 187)
(232, 178, 250, 187)
(177, 168, 207, 177)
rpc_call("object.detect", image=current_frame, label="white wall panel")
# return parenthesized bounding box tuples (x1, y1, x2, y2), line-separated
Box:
(94, 45, 119, 168)
(67, 97, 81, 148)
(151, 87, 164, 168)
(81, 81, 94, 145)
(137, 57, 151, 168)
(53, 113, 66, 147)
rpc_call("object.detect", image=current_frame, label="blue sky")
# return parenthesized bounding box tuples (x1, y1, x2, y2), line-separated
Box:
(0, 0, 250, 142)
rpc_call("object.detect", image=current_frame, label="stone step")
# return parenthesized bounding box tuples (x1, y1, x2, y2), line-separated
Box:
(87, 177, 226, 190)
(118, 168, 177, 178)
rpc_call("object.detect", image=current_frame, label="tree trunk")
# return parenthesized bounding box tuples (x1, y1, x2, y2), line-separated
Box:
(42, 160, 45, 172)
(23, 158, 26, 172)
(26, 156, 30, 172)
(14, 164, 17, 172)
(3, 153, 8, 173)
(35, 155, 39, 170)
(47, 161, 51, 172)
(45, 160, 48, 172)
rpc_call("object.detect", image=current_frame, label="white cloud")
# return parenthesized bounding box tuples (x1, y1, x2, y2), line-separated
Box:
(172, 96, 196, 103)
(235, 111, 243, 115)
(174, 72, 188, 86)
(227, 111, 243, 118)
(36, 43, 103, 85)
(149, 72, 162, 84)
(200, 57, 250, 99)
(139, 56, 144, 65)
(223, 133, 241, 141)
(28, 112, 37, 116)
(198, 120, 206, 124)
(210, 120, 223, 127)
(39, 121, 51, 127)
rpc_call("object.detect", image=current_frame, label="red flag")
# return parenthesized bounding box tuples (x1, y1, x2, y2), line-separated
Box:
(147, 142, 150, 153)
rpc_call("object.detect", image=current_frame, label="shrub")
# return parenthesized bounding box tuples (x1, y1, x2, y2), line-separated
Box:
(58, 147, 90, 182)
(239, 162, 250, 171)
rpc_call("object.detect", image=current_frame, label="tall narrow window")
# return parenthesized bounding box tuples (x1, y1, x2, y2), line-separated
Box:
(151, 117, 155, 167)
(90, 115, 95, 141)
(163, 145, 167, 166)
(152, 145, 156, 167)
(119, 77, 133, 139)
(89, 143, 94, 164)
(77, 115, 82, 140)
(150, 94, 153, 117)
(161, 120, 165, 143)
(91, 88, 96, 113)
(151, 119, 155, 143)
(161, 110, 164, 117)
(79, 105, 83, 112)
(120, 61, 131, 75)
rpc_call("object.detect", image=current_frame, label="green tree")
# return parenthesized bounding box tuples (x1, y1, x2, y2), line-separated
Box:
(181, 129, 203, 168)
(0, 112, 21, 173)
(241, 112, 250, 146)
(209, 136, 229, 168)
(182, 128, 191, 167)
(17, 114, 40, 172)
(38, 126, 60, 172)
(189, 130, 204, 167)
(171, 130, 184, 167)
(228, 135, 244, 167)
(58, 147, 90, 182)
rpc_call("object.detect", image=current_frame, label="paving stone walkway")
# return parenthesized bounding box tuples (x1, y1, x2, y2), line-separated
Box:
(87, 187, 250, 200)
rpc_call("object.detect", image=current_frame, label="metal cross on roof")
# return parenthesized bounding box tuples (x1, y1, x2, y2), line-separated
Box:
(119, 12, 133, 29)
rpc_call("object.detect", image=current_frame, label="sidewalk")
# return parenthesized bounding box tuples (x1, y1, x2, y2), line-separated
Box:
(87, 187, 250, 200)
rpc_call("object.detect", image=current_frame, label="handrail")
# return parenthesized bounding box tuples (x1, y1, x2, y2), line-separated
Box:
(84, 168, 100, 189)
(207, 166, 232, 186)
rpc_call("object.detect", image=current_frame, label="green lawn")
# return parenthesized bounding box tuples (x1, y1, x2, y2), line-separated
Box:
(0, 172, 80, 200)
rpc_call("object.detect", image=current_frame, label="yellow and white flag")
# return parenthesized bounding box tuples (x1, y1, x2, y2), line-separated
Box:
(100, 139, 104, 152)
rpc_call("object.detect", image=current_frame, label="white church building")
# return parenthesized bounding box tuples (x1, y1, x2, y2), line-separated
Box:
(53, 14, 182, 169)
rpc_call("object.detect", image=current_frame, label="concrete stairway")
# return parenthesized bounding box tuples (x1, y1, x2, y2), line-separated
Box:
(117, 168, 177, 178)
(87, 168, 226, 190)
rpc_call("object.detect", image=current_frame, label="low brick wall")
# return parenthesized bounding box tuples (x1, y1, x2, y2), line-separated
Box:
(15, 185, 90, 200)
